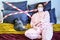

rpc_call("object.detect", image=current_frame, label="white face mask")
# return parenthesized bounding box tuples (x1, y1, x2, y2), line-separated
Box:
(38, 8, 43, 12)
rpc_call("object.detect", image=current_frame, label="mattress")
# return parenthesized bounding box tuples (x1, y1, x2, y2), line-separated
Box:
(0, 23, 60, 34)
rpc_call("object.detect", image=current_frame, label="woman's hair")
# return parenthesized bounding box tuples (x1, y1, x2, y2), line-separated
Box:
(35, 3, 45, 9)
(35, 2, 46, 12)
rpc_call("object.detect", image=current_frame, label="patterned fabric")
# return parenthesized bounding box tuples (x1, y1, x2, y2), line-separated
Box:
(3, 2, 31, 18)
(30, 11, 50, 27)
(25, 11, 53, 40)
(2, 1, 27, 11)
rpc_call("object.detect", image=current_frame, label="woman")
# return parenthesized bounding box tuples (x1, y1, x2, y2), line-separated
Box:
(25, 3, 53, 40)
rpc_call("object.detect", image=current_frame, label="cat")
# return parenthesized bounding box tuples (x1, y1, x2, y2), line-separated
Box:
(14, 18, 27, 31)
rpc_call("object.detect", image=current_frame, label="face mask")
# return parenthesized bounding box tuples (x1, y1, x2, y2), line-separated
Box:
(38, 8, 43, 12)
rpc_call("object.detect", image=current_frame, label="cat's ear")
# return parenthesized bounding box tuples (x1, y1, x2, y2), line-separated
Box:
(15, 20, 17, 23)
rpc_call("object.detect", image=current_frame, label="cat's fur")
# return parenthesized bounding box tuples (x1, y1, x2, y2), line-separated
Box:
(14, 18, 27, 31)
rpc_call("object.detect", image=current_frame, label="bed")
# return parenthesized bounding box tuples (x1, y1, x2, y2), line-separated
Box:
(0, 23, 60, 40)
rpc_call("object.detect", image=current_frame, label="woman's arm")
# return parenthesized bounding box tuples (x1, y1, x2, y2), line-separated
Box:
(44, 11, 50, 23)
(45, 11, 54, 25)
(30, 14, 38, 28)
(30, 16, 36, 28)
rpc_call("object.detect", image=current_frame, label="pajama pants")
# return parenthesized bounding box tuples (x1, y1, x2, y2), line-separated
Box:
(25, 23, 53, 40)
(39, 23, 53, 40)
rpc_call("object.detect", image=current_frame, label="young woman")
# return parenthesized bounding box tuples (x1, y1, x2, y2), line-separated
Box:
(25, 3, 53, 40)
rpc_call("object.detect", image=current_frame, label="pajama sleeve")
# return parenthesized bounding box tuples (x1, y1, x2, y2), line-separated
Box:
(44, 11, 50, 23)
(30, 14, 37, 28)
(30, 15, 35, 27)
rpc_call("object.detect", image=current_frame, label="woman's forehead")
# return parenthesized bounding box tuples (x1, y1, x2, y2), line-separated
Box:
(38, 4, 43, 7)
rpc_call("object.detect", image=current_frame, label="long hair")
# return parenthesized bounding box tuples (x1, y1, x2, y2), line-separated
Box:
(35, 2, 45, 12)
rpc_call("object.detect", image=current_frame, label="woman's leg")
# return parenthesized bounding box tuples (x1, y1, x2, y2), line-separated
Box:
(42, 24, 53, 40)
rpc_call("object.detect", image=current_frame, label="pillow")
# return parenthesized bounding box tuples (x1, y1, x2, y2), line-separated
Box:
(2, 1, 27, 11)
(49, 8, 57, 24)
(28, 3, 37, 10)
(2, 10, 29, 25)
(44, 1, 51, 11)
(28, 2, 47, 10)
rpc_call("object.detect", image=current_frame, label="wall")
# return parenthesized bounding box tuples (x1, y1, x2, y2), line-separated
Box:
(51, 0, 60, 24)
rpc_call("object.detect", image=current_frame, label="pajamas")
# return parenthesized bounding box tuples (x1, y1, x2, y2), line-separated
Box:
(30, 11, 53, 40)
(25, 28, 41, 39)
(25, 11, 53, 40)
(42, 23, 53, 40)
